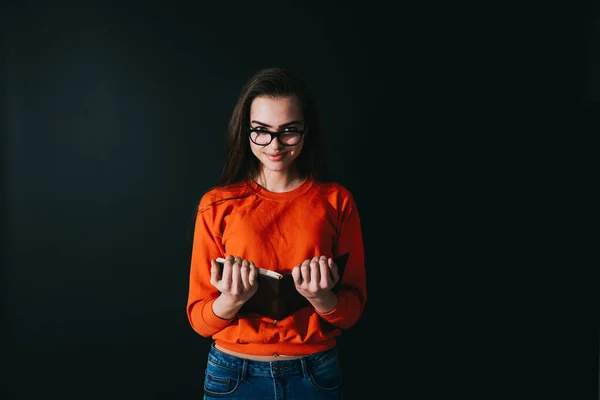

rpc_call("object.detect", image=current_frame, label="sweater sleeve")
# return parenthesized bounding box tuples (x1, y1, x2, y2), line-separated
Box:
(317, 192, 367, 329)
(186, 195, 232, 337)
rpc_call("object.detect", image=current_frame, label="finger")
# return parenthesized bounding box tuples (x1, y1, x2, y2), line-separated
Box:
(300, 260, 311, 284)
(328, 257, 339, 283)
(230, 260, 241, 294)
(291, 265, 302, 286)
(310, 258, 320, 286)
(240, 259, 250, 289)
(319, 257, 330, 287)
(248, 261, 258, 286)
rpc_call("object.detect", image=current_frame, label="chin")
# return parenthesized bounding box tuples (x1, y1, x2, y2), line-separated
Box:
(265, 162, 290, 172)
(268, 166, 289, 172)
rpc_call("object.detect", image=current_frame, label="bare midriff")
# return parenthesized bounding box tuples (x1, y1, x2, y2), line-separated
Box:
(215, 344, 306, 362)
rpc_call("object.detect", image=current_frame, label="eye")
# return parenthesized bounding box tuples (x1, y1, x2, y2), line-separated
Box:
(253, 126, 269, 132)
(284, 127, 302, 133)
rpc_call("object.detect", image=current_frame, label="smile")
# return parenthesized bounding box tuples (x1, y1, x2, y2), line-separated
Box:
(265, 153, 285, 160)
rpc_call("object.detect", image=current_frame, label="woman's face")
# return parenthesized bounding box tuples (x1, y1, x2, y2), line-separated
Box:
(248, 95, 305, 175)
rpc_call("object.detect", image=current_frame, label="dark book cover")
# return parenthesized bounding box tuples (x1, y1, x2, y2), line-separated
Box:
(217, 253, 350, 320)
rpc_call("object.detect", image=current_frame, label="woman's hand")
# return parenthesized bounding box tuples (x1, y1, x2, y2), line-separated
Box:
(292, 255, 340, 313)
(210, 256, 259, 319)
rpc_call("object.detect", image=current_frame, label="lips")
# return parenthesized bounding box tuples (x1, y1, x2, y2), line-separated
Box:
(266, 153, 285, 161)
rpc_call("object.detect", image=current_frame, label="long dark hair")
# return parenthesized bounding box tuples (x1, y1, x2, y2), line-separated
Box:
(186, 67, 330, 242)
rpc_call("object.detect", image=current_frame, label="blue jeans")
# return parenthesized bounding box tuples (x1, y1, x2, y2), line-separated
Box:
(203, 343, 344, 399)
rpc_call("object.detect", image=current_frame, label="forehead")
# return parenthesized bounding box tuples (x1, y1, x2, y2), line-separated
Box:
(249, 96, 303, 121)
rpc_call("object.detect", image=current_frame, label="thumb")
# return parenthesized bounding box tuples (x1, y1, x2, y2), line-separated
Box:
(210, 260, 221, 286)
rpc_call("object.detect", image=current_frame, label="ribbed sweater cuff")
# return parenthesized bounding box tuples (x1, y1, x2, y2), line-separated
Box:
(202, 299, 234, 330)
(316, 293, 346, 322)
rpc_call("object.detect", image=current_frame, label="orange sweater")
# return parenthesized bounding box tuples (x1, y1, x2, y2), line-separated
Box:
(186, 179, 367, 356)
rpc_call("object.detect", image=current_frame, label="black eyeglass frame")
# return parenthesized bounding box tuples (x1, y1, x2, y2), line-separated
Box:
(246, 126, 306, 147)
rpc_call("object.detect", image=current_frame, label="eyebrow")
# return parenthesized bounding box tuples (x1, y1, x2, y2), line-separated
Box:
(250, 120, 303, 128)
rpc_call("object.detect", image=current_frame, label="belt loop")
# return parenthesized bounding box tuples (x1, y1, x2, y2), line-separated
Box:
(300, 357, 309, 379)
(241, 359, 248, 381)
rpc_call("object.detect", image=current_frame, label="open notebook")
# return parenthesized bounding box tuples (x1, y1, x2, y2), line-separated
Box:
(215, 253, 350, 320)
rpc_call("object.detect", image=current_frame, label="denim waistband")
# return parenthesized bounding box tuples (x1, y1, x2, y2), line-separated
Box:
(208, 343, 338, 379)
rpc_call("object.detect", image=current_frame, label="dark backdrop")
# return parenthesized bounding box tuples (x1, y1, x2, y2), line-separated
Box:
(2, 1, 597, 399)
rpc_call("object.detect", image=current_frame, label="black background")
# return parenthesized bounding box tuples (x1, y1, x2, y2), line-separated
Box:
(2, 1, 598, 399)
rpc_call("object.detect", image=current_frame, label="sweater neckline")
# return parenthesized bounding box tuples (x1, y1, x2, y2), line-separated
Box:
(248, 178, 314, 201)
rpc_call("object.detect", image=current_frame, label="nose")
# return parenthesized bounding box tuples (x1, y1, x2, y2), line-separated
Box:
(268, 136, 284, 150)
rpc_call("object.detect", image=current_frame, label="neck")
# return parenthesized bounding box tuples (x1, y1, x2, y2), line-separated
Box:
(255, 170, 305, 193)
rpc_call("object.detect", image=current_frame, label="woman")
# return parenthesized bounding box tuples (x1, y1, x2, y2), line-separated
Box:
(186, 67, 367, 399)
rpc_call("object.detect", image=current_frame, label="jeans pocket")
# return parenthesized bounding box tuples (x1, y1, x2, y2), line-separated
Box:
(204, 360, 241, 397)
(308, 353, 343, 391)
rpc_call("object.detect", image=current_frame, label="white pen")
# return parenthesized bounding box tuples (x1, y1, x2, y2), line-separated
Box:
(215, 257, 283, 280)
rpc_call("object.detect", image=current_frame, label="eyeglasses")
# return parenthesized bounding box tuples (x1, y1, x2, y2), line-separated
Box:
(247, 126, 306, 146)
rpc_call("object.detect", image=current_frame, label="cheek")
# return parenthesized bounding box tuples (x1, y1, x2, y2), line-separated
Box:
(250, 143, 263, 158)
